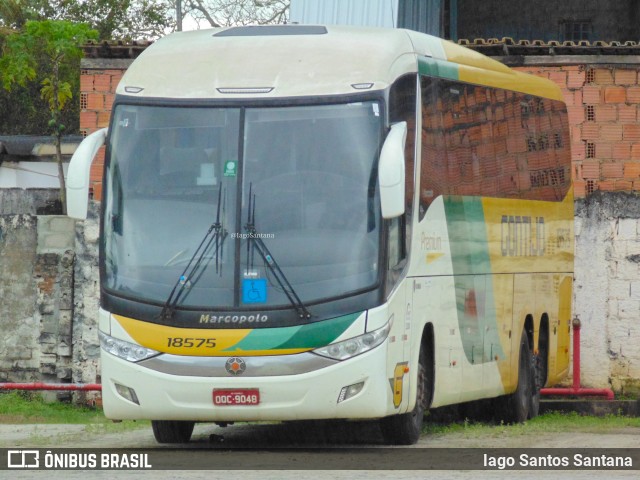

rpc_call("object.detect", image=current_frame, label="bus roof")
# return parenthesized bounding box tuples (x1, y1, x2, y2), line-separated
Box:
(116, 25, 563, 102)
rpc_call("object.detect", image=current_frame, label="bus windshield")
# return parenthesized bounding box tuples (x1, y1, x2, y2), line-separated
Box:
(103, 101, 383, 311)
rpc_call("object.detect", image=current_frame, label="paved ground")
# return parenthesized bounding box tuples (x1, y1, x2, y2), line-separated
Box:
(1, 419, 639, 448)
(1, 422, 639, 479)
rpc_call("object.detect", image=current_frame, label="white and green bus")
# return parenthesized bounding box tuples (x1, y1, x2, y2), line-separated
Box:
(68, 25, 573, 445)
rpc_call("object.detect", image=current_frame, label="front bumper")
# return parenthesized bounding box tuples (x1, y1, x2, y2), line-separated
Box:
(101, 342, 393, 422)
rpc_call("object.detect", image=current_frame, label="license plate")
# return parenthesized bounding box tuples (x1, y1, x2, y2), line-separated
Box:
(213, 389, 260, 406)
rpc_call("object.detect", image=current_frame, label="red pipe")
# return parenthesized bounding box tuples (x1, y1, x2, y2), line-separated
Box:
(540, 318, 614, 400)
(0, 383, 102, 391)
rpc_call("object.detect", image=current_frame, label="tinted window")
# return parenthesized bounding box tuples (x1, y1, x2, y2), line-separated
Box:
(419, 76, 571, 219)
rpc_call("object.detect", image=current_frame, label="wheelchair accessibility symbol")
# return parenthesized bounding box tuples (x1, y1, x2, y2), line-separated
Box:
(242, 278, 267, 303)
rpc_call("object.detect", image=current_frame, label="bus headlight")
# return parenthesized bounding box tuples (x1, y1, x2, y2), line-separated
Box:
(313, 322, 390, 361)
(99, 331, 160, 362)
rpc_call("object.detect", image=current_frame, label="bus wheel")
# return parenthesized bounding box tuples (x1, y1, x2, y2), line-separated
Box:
(530, 328, 548, 419)
(505, 330, 533, 423)
(380, 349, 428, 445)
(151, 420, 195, 443)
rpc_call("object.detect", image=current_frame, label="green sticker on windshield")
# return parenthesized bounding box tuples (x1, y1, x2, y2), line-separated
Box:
(223, 160, 237, 177)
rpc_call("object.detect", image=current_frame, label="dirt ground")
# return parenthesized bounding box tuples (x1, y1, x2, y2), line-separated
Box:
(2, 422, 638, 480)
(1, 420, 639, 448)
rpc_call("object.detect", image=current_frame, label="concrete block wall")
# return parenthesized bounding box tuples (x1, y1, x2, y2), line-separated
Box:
(0, 190, 100, 400)
(0, 214, 39, 382)
(70, 201, 101, 403)
(575, 193, 640, 394)
(0, 196, 77, 393)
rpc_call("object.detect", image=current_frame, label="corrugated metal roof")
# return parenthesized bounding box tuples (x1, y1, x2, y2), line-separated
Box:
(290, 0, 399, 28)
(398, 0, 442, 36)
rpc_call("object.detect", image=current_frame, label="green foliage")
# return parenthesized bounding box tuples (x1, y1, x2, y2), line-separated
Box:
(0, 0, 42, 29)
(0, 2, 171, 137)
(0, 18, 94, 135)
(66, 0, 173, 41)
(0, 40, 36, 90)
(40, 78, 73, 111)
(1, 19, 97, 212)
(1, 19, 96, 131)
(1, 20, 95, 89)
(1, 1, 173, 41)
(0, 68, 78, 134)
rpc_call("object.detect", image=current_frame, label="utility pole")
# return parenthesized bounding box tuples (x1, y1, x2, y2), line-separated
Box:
(176, 0, 183, 31)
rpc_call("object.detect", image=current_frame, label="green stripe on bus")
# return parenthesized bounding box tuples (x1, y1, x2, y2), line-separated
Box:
(418, 57, 459, 81)
(443, 196, 491, 275)
(223, 311, 363, 352)
(443, 196, 502, 365)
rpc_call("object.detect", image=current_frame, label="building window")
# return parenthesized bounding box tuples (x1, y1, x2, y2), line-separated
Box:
(561, 21, 592, 42)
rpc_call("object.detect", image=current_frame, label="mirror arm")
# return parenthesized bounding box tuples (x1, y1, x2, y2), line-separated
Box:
(66, 128, 108, 220)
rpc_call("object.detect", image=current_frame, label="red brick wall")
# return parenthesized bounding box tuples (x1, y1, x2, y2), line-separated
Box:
(80, 68, 124, 200)
(79, 63, 640, 200)
(515, 65, 640, 198)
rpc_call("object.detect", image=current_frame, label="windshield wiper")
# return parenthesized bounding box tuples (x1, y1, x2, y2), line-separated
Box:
(244, 184, 311, 319)
(160, 185, 227, 320)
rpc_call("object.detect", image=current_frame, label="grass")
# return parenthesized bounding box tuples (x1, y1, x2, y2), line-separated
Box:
(423, 410, 640, 438)
(0, 391, 104, 423)
(0, 391, 146, 430)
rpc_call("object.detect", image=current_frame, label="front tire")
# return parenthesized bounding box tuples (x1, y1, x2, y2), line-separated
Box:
(380, 348, 430, 445)
(151, 420, 195, 443)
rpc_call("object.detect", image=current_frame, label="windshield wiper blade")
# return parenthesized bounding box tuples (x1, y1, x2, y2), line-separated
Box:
(160, 185, 227, 321)
(244, 184, 311, 319)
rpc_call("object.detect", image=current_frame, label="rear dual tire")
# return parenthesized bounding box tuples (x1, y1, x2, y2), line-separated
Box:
(502, 330, 538, 423)
(530, 327, 548, 419)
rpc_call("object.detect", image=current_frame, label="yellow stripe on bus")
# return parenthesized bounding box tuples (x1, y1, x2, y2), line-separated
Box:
(441, 41, 564, 101)
(114, 315, 310, 357)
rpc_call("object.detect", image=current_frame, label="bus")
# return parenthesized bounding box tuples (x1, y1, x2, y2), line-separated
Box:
(67, 25, 573, 445)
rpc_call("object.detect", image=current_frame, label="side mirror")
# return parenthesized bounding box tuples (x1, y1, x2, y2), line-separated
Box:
(66, 128, 108, 220)
(378, 121, 407, 219)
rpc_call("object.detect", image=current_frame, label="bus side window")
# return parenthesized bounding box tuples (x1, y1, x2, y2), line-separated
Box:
(386, 214, 407, 293)
(419, 76, 571, 216)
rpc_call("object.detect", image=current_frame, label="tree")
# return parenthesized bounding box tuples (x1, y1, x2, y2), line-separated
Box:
(183, 0, 289, 28)
(1, 1, 173, 41)
(59, 0, 173, 41)
(0, 0, 40, 29)
(0, 20, 98, 213)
